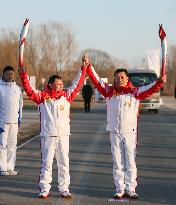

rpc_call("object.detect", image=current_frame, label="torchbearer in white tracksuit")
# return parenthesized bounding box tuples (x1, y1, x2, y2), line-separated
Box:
(18, 56, 88, 199)
(0, 66, 23, 176)
(85, 26, 167, 200)
(18, 19, 88, 199)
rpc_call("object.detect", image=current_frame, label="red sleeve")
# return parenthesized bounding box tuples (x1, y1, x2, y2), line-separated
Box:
(87, 65, 107, 97)
(136, 79, 163, 101)
(66, 66, 87, 103)
(19, 71, 42, 104)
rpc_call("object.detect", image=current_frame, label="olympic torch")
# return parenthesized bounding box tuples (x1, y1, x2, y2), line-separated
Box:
(19, 18, 29, 69)
(159, 24, 167, 76)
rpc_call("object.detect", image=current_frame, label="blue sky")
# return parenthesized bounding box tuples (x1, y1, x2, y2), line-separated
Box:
(0, 0, 176, 65)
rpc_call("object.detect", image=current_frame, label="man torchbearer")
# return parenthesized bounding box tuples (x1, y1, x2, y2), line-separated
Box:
(85, 25, 167, 199)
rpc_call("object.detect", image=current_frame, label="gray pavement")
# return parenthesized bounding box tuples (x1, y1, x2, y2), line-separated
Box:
(0, 97, 176, 205)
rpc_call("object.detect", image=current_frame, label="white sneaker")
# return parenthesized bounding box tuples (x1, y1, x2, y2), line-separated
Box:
(0, 171, 10, 176)
(114, 190, 124, 199)
(7, 170, 17, 176)
(38, 191, 49, 199)
(126, 190, 138, 199)
(60, 191, 72, 199)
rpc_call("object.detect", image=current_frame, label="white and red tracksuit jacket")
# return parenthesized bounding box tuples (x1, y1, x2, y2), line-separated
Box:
(19, 67, 86, 137)
(0, 78, 23, 130)
(87, 65, 164, 134)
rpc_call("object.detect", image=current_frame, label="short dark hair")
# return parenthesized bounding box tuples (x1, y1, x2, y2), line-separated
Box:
(48, 75, 62, 85)
(3, 66, 15, 74)
(114, 68, 128, 77)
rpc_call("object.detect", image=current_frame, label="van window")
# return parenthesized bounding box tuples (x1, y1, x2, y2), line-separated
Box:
(128, 73, 157, 87)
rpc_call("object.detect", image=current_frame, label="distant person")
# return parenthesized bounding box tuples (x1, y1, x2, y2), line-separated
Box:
(18, 56, 88, 199)
(82, 81, 93, 112)
(85, 54, 166, 200)
(0, 66, 23, 176)
(174, 84, 176, 99)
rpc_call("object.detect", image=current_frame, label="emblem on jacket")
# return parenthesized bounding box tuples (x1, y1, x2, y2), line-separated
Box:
(124, 101, 131, 108)
(59, 105, 64, 111)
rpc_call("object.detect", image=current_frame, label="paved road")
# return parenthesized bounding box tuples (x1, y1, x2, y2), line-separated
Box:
(0, 97, 176, 205)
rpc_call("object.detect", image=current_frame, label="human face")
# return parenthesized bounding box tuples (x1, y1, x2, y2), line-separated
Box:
(3, 70, 15, 82)
(50, 79, 64, 91)
(114, 72, 128, 87)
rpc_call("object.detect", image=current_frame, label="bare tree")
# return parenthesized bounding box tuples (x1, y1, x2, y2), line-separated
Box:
(21, 21, 77, 88)
(0, 29, 19, 78)
(111, 56, 129, 69)
(79, 49, 118, 84)
(80, 48, 115, 70)
(36, 21, 77, 75)
(165, 45, 176, 95)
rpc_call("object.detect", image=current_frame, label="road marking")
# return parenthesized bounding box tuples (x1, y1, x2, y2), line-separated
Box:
(17, 112, 82, 150)
(17, 135, 39, 150)
(108, 198, 129, 202)
(74, 123, 105, 205)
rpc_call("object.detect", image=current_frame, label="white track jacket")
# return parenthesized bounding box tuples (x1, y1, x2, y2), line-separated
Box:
(87, 65, 163, 134)
(0, 78, 23, 130)
(19, 67, 86, 137)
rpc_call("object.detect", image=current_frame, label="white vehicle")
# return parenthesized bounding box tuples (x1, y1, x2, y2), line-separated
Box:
(128, 69, 161, 113)
(94, 78, 108, 103)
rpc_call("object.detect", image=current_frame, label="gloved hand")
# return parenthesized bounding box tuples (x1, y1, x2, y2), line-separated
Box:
(0, 127, 5, 134)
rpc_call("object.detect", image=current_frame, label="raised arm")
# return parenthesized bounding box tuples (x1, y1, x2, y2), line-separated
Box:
(19, 69, 42, 104)
(66, 55, 88, 103)
(18, 19, 42, 104)
(136, 25, 167, 101)
(135, 77, 164, 101)
(66, 67, 87, 103)
(86, 64, 108, 98)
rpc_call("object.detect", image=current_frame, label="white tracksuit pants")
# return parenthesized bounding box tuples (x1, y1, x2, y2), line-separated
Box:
(110, 132, 137, 192)
(0, 124, 18, 171)
(39, 135, 70, 193)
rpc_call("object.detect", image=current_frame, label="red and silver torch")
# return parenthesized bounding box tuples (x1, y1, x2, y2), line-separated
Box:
(19, 18, 29, 69)
(159, 24, 167, 76)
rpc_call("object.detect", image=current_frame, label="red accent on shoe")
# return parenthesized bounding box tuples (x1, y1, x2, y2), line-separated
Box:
(39, 194, 49, 199)
(114, 195, 123, 199)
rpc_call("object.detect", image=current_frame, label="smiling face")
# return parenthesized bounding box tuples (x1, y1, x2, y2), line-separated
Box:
(3, 70, 15, 82)
(50, 79, 64, 91)
(114, 71, 128, 87)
